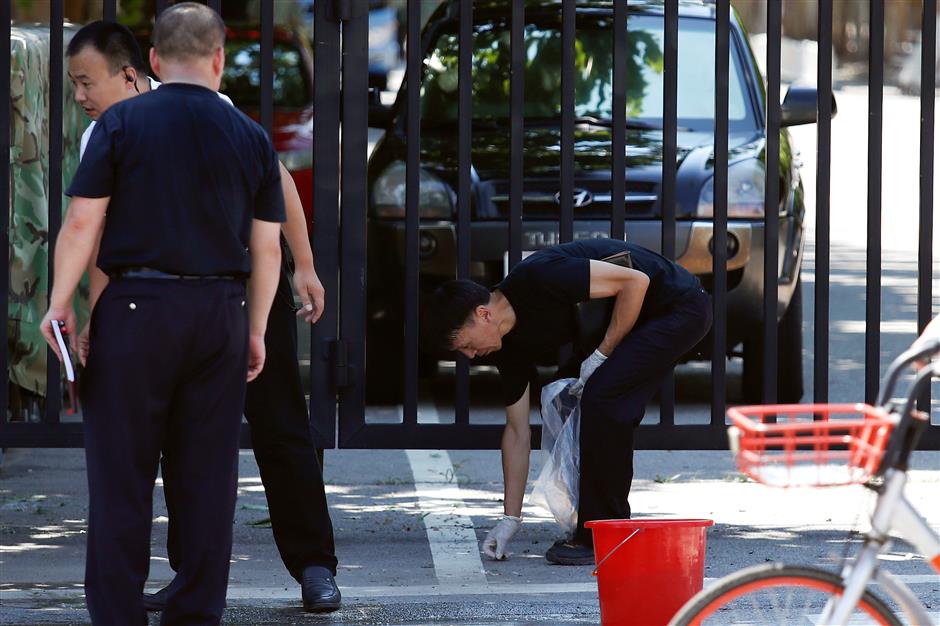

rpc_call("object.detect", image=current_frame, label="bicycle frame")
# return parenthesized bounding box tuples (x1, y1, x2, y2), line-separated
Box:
(821, 356, 940, 625)
(875, 564, 937, 625)
(815, 466, 939, 625)
(671, 345, 939, 626)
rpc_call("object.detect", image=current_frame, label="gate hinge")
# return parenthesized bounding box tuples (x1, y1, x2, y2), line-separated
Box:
(330, 338, 351, 390)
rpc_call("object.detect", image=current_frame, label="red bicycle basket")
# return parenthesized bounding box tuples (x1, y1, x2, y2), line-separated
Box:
(727, 403, 895, 487)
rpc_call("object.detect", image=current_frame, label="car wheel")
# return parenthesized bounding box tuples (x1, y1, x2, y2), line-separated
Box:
(742, 277, 804, 403)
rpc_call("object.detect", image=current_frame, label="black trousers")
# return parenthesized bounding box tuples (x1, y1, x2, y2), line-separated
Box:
(574, 287, 712, 544)
(81, 278, 248, 625)
(164, 270, 337, 581)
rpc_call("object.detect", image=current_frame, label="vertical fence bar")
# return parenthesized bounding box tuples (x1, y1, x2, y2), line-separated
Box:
(710, 0, 729, 425)
(207, 0, 222, 15)
(258, 0, 276, 439)
(918, 0, 936, 413)
(762, 0, 781, 403)
(103, 0, 117, 21)
(45, 0, 64, 423)
(661, 0, 677, 261)
(156, 0, 169, 16)
(403, 0, 421, 424)
(340, 3, 369, 439)
(312, 0, 341, 447)
(610, 0, 626, 242)
(660, 0, 678, 426)
(260, 1, 274, 137)
(555, 0, 575, 373)
(0, 0, 10, 424)
(508, 2, 528, 429)
(865, 0, 883, 405)
(455, 0, 473, 425)
(559, 0, 575, 244)
(256, 0, 272, 440)
(508, 0, 524, 269)
(815, 1, 832, 405)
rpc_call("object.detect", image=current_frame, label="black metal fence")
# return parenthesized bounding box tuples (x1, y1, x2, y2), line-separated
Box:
(2, 0, 938, 451)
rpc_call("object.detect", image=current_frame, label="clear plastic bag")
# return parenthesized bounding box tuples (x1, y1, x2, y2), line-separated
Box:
(529, 378, 581, 536)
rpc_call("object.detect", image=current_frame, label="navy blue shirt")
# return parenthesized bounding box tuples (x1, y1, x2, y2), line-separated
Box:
(493, 239, 701, 406)
(66, 82, 286, 277)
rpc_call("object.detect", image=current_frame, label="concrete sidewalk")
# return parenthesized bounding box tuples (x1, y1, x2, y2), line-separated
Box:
(1, 446, 938, 625)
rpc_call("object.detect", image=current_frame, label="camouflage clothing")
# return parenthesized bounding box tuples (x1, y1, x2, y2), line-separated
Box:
(9, 24, 89, 398)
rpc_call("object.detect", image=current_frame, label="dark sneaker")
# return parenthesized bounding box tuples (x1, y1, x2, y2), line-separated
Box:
(545, 539, 595, 566)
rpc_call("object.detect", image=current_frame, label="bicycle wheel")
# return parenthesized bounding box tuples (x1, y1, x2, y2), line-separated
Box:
(669, 563, 902, 626)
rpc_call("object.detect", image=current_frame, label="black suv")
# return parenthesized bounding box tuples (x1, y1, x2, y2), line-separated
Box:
(366, 0, 830, 403)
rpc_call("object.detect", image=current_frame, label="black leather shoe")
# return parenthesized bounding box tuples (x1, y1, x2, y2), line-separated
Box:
(301, 566, 341, 613)
(142, 580, 175, 612)
(545, 539, 595, 566)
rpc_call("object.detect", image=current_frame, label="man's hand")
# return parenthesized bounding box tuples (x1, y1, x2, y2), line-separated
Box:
(482, 514, 522, 560)
(247, 333, 266, 382)
(78, 322, 91, 366)
(39, 306, 78, 363)
(570, 349, 608, 396)
(292, 265, 325, 324)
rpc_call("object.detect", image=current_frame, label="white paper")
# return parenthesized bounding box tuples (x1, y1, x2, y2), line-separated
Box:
(51, 320, 75, 382)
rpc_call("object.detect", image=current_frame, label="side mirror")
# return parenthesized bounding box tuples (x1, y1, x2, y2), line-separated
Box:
(781, 85, 838, 127)
(368, 86, 394, 129)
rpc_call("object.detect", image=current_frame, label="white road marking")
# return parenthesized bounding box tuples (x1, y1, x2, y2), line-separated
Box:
(404, 395, 488, 587)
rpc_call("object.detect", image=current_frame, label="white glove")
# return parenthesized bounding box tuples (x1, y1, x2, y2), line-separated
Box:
(569, 349, 608, 396)
(482, 514, 522, 560)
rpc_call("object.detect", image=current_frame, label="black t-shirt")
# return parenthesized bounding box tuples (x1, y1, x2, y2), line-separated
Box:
(66, 82, 286, 277)
(493, 239, 700, 406)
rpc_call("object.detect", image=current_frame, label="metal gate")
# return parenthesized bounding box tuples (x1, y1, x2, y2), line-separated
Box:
(2, 0, 939, 451)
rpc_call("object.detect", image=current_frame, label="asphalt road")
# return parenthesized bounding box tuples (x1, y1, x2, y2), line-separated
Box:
(1, 446, 938, 624)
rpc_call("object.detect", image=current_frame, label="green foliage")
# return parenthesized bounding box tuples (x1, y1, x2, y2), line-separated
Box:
(117, 0, 148, 27)
(421, 15, 665, 123)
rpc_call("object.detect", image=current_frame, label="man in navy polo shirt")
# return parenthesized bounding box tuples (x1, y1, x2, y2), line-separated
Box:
(66, 20, 340, 613)
(41, 4, 283, 623)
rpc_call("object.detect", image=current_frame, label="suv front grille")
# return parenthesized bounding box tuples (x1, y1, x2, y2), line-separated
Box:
(484, 179, 658, 219)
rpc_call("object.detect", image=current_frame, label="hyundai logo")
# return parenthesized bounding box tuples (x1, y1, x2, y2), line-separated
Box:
(555, 188, 594, 208)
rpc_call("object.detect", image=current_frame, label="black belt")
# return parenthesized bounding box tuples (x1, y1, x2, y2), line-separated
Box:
(109, 267, 240, 281)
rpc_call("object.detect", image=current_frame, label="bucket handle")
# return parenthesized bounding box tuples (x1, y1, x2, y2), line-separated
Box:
(592, 528, 642, 577)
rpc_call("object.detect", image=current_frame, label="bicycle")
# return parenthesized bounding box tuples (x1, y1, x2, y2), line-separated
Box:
(669, 338, 940, 626)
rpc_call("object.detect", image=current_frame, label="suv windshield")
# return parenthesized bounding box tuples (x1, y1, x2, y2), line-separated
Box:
(221, 40, 309, 108)
(420, 14, 758, 132)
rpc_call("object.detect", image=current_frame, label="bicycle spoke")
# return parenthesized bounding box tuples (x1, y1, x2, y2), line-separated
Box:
(672, 566, 901, 626)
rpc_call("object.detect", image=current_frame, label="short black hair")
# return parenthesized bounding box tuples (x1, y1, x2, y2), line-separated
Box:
(422, 280, 491, 354)
(66, 21, 147, 74)
(153, 2, 226, 62)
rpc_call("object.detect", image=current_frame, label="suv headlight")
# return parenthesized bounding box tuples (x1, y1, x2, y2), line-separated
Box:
(372, 161, 454, 218)
(697, 158, 765, 218)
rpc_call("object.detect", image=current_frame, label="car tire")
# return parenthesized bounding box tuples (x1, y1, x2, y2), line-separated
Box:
(742, 277, 804, 403)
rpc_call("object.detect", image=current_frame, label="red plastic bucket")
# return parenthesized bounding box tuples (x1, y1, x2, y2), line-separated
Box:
(585, 518, 714, 626)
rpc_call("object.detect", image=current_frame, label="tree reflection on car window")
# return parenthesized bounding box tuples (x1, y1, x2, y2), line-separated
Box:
(222, 41, 308, 108)
(420, 14, 755, 132)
